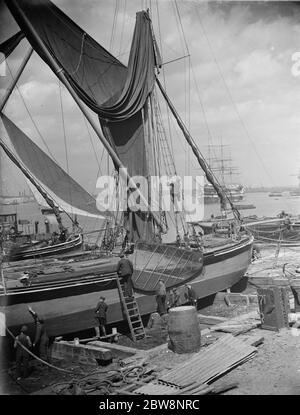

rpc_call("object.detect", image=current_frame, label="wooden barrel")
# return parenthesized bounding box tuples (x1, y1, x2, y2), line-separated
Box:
(290, 279, 300, 312)
(168, 306, 201, 354)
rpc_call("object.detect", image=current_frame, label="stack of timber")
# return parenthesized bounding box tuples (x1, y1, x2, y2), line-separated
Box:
(210, 310, 261, 335)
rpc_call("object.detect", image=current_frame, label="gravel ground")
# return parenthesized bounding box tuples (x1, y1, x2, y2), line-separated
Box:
(2, 243, 300, 395)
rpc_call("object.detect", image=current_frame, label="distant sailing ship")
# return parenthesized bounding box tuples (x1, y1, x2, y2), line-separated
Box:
(203, 144, 244, 204)
(0, 0, 253, 339)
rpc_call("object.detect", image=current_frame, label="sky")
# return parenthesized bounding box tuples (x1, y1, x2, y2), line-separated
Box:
(1, 0, 300, 194)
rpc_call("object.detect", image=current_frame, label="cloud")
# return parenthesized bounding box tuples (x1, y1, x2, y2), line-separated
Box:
(1, 0, 300, 190)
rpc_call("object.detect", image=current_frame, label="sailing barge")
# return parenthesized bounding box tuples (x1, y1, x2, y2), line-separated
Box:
(0, 0, 253, 339)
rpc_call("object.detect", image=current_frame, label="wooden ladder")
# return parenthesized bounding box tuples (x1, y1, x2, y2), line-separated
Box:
(115, 276, 146, 342)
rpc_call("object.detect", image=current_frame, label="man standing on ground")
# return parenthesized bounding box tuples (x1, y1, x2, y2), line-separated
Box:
(94, 296, 108, 338)
(156, 280, 167, 315)
(28, 307, 50, 364)
(117, 253, 134, 298)
(168, 288, 180, 309)
(185, 284, 197, 308)
(14, 325, 32, 380)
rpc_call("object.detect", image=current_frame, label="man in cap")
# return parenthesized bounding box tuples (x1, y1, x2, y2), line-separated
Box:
(94, 296, 108, 337)
(28, 307, 50, 364)
(14, 325, 32, 380)
(117, 252, 134, 298)
(156, 280, 167, 315)
(168, 288, 181, 310)
(184, 284, 197, 308)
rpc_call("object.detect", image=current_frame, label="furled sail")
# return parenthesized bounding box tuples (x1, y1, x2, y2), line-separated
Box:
(0, 31, 25, 59)
(6, 0, 163, 242)
(1, 114, 105, 219)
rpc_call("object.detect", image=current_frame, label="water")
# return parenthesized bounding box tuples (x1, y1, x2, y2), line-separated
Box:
(204, 192, 300, 220)
(1, 192, 299, 244)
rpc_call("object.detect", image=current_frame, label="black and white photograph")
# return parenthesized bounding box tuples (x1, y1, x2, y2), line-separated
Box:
(0, 0, 300, 399)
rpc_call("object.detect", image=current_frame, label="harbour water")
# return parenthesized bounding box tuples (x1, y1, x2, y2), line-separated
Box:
(1, 192, 299, 243)
(205, 191, 300, 219)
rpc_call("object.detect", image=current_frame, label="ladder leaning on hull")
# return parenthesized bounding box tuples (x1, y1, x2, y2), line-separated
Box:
(115, 276, 146, 342)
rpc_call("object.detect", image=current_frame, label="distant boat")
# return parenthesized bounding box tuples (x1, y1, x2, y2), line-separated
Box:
(269, 192, 282, 197)
(289, 190, 300, 197)
(233, 204, 256, 210)
(0, 0, 253, 340)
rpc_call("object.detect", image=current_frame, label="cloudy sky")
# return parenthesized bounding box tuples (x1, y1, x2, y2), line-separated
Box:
(1, 0, 300, 194)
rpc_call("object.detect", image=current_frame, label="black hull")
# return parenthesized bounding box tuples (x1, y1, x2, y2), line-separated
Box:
(0, 236, 253, 339)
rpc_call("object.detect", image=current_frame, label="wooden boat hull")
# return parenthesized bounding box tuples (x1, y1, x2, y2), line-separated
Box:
(245, 220, 300, 246)
(0, 236, 253, 339)
(6, 234, 83, 261)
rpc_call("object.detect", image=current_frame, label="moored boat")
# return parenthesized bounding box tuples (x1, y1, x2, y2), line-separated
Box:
(0, 0, 253, 342)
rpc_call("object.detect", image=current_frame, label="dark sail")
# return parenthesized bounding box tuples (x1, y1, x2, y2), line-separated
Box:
(6, 0, 162, 241)
(0, 31, 25, 59)
(1, 114, 105, 219)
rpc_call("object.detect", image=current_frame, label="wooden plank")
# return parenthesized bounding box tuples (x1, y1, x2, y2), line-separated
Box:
(159, 334, 257, 387)
(87, 340, 137, 358)
(243, 335, 264, 347)
(197, 314, 228, 325)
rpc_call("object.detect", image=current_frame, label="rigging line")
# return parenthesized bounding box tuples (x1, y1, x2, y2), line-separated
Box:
(155, 0, 175, 162)
(194, 3, 276, 190)
(81, 112, 101, 169)
(5, 61, 57, 163)
(174, 2, 213, 179)
(174, 0, 191, 174)
(110, 0, 120, 53)
(58, 80, 73, 219)
(119, 0, 127, 56)
(69, 32, 86, 76)
(0, 136, 76, 226)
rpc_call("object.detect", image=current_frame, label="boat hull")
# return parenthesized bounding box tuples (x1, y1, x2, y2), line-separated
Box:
(7, 234, 83, 261)
(245, 220, 300, 246)
(0, 236, 253, 339)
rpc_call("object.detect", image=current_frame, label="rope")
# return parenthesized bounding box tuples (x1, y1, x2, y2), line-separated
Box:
(6, 61, 57, 162)
(6, 327, 86, 375)
(58, 81, 74, 219)
(69, 32, 86, 76)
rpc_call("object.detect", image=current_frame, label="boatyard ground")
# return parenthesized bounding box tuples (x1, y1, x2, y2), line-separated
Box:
(1, 245, 300, 395)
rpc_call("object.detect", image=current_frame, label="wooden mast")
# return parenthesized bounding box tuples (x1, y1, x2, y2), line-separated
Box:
(155, 77, 241, 222)
(8, 0, 163, 230)
(0, 139, 65, 232)
(0, 47, 33, 112)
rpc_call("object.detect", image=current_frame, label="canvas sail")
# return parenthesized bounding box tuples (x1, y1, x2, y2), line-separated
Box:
(6, 0, 163, 242)
(1, 114, 105, 219)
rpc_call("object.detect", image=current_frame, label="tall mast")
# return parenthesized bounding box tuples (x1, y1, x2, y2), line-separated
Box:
(156, 77, 241, 221)
(0, 47, 33, 112)
(9, 0, 162, 230)
(0, 138, 64, 232)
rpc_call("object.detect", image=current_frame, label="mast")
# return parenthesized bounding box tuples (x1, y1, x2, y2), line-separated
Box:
(156, 78, 241, 221)
(0, 47, 33, 112)
(8, 0, 162, 230)
(0, 138, 64, 232)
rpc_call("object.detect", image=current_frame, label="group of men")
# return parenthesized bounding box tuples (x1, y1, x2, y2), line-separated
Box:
(15, 251, 198, 379)
(14, 307, 49, 380)
(156, 280, 198, 316)
(94, 252, 199, 335)
(94, 252, 134, 338)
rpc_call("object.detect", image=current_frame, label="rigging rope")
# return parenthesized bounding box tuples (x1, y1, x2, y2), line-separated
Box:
(58, 80, 74, 219)
(5, 61, 57, 163)
(69, 32, 86, 76)
(193, 2, 293, 211)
